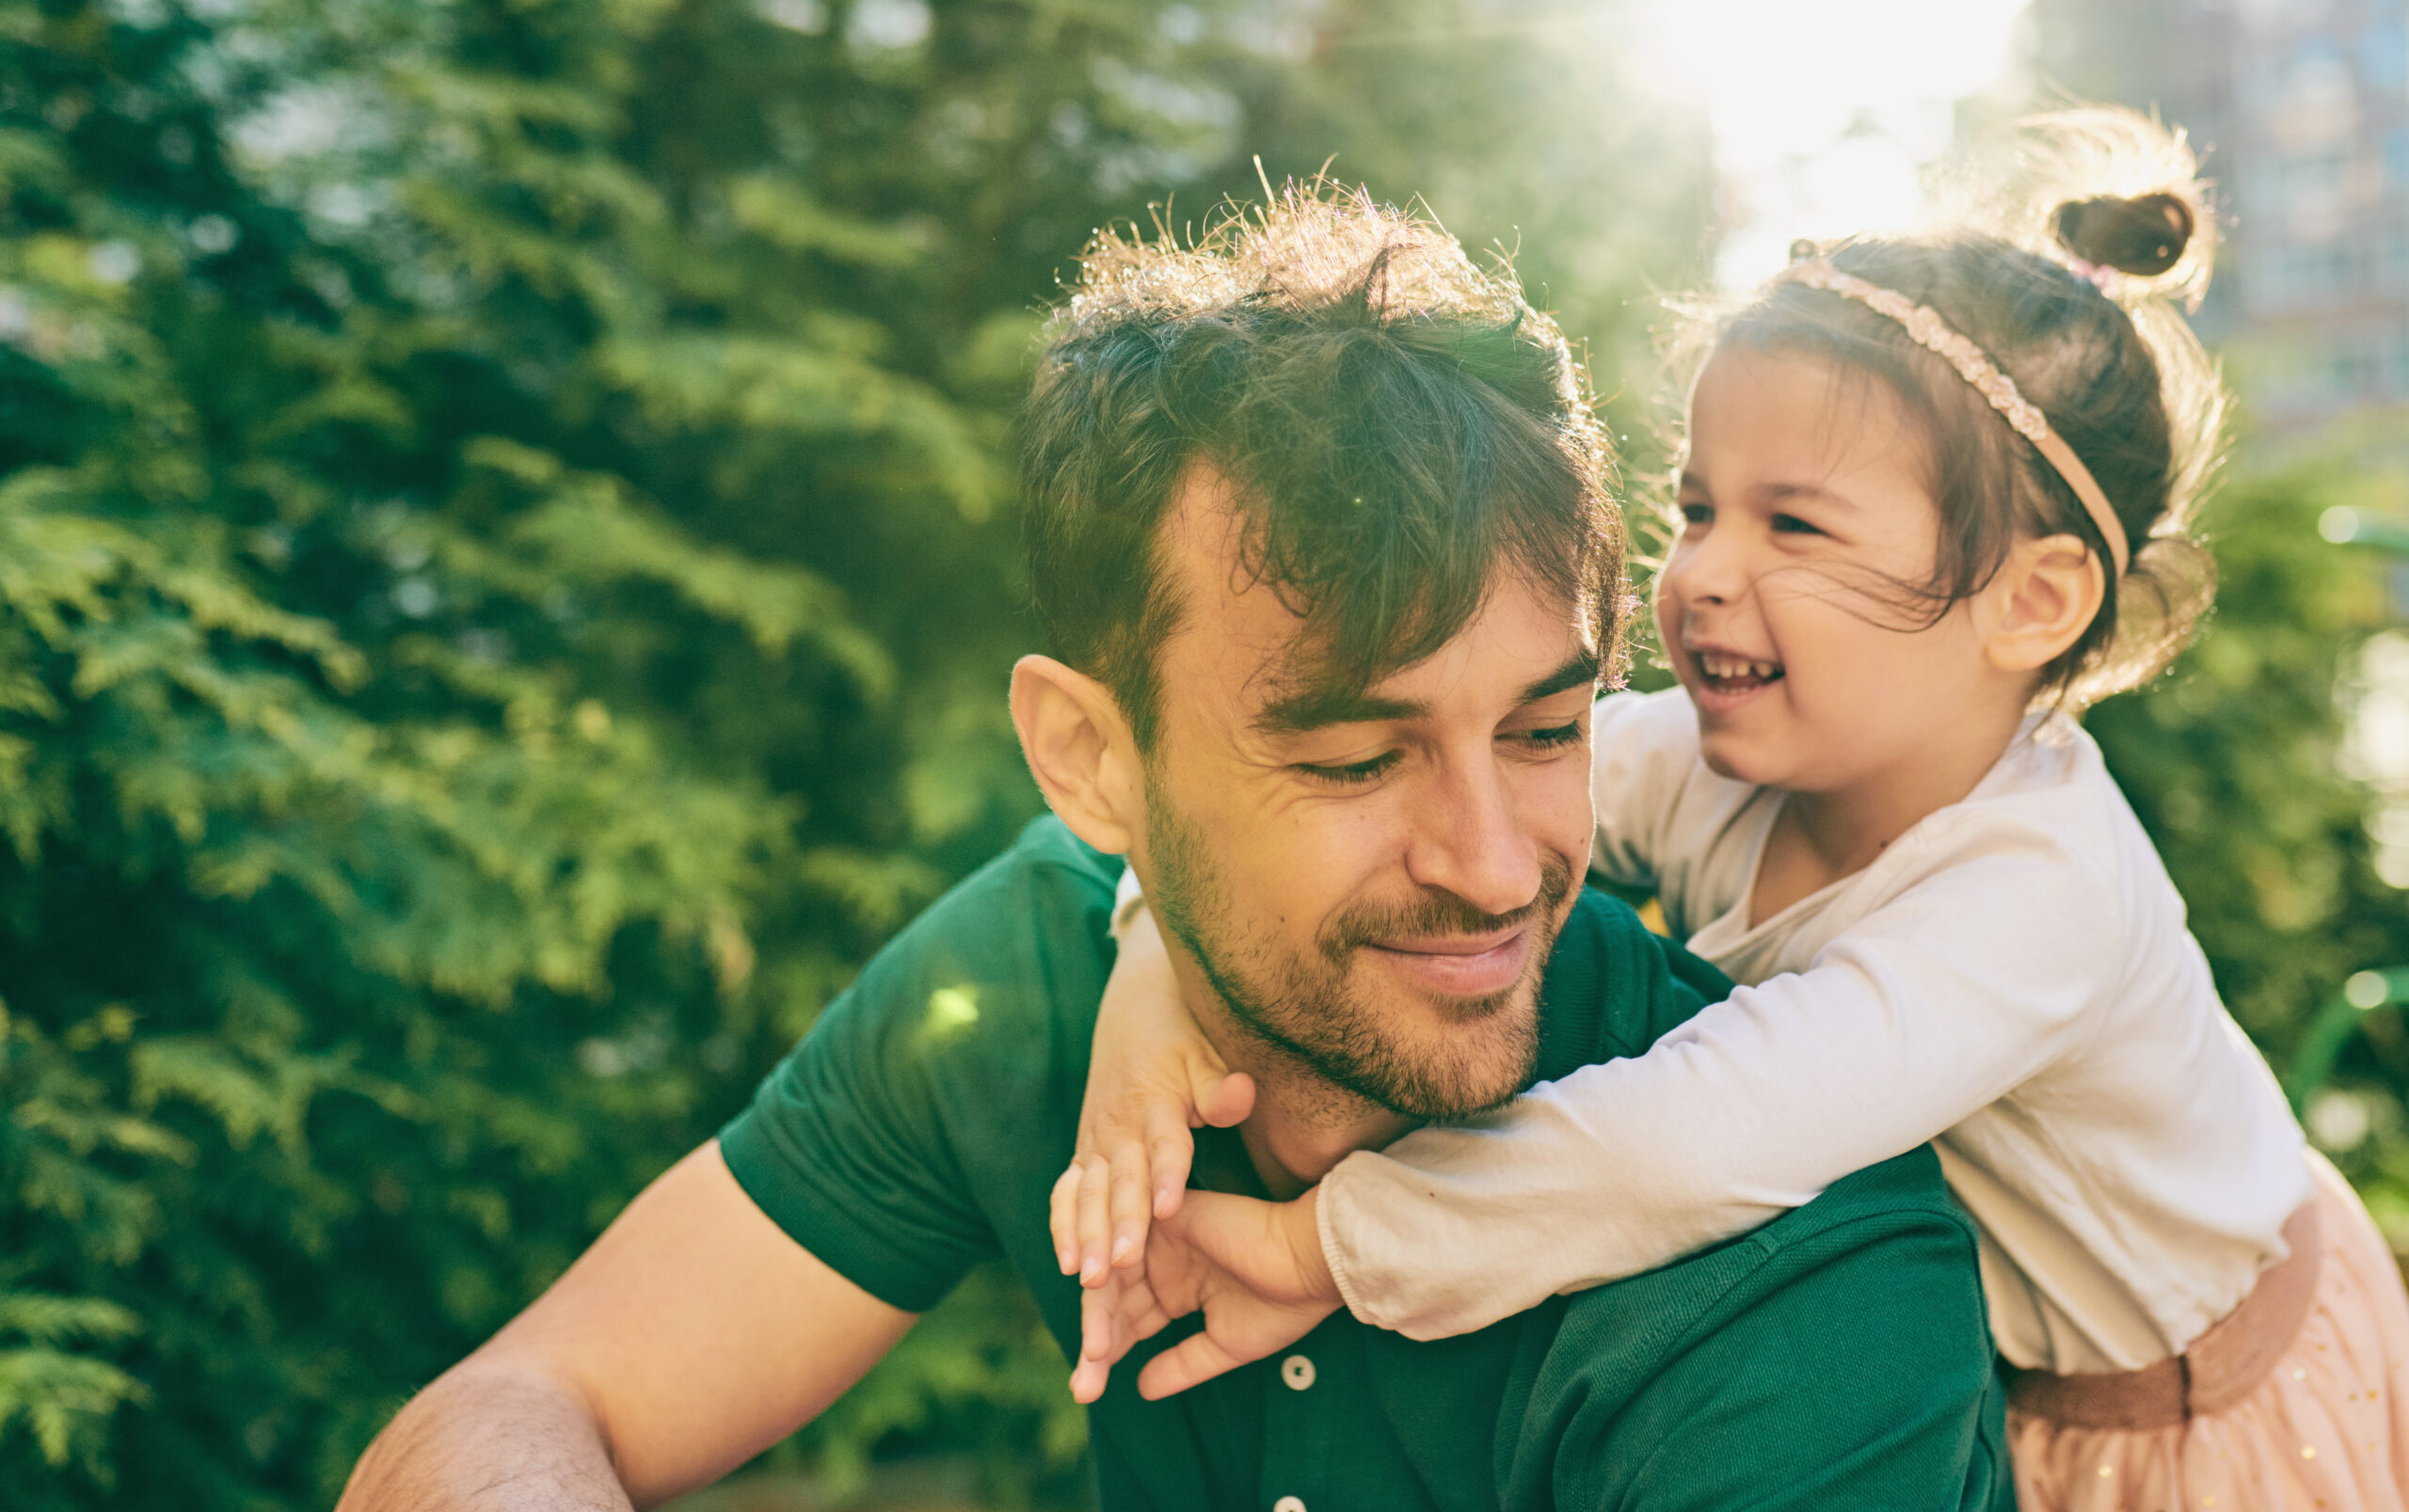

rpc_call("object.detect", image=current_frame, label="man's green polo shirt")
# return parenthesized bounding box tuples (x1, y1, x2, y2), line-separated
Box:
(721, 816, 2012, 1511)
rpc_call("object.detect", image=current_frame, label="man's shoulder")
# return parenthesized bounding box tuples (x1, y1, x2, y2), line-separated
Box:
(1506, 1145, 2009, 1509)
(1554, 1144, 1977, 1359)
(714, 813, 1118, 1315)
(1535, 888, 1734, 1078)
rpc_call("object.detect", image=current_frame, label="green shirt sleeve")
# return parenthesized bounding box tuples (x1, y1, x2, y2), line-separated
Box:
(717, 817, 1118, 1313)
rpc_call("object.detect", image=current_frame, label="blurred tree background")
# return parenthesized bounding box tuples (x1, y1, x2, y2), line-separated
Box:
(0, 0, 1712, 1506)
(5, 0, 2407, 1509)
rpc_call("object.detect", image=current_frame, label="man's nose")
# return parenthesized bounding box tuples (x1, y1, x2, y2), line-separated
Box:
(1402, 755, 1544, 921)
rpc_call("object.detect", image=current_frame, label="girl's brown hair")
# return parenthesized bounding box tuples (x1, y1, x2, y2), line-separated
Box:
(1679, 109, 2227, 707)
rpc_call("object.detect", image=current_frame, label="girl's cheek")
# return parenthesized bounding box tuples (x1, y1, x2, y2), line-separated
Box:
(1652, 572, 1685, 645)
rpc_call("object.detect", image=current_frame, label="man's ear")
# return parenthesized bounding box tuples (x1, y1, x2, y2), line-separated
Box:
(1010, 655, 1145, 856)
(1979, 533, 2109, 676)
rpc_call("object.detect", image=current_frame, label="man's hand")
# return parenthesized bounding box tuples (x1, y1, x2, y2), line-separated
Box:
(1064, 1186, 1343, 1404)
(1052, 906, 1254, 1287)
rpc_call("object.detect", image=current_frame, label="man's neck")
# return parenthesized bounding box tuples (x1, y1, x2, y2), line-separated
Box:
(1168, 955, 1413, 1200)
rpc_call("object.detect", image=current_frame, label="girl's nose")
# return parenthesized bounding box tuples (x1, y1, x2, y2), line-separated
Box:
(1665, 526, 1747, 606)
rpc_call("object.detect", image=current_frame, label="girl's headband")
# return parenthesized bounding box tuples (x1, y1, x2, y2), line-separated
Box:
(1772, 257, 2130, 579)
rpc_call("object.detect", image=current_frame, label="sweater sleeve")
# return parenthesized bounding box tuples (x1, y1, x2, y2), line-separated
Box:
(1317, 812, 2116, 1340)
(1586, 688, 1699, 889)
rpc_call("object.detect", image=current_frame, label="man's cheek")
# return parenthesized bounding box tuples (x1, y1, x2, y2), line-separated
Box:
(1515, 753, 1595, 878)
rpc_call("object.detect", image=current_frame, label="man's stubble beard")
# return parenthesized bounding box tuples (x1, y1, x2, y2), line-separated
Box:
(1144, 786, 1568, 1122)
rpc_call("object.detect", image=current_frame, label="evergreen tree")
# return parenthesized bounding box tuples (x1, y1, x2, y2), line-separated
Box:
(0, 1, 1712, 1506)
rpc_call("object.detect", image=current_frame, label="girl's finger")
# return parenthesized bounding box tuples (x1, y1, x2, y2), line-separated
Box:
(1107, 1141, 1152, 1268)
(1048, 1164, 1083, 1274)
(1194, 1068, 1255, 1129)
(1146, 1102, 1195, 1220)
(1076, 1157, 1112, 1286)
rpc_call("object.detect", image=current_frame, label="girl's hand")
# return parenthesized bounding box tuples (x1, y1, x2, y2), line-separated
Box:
(1050, 905, 1255, 1288)
(1064, 1187, 1341, 1404)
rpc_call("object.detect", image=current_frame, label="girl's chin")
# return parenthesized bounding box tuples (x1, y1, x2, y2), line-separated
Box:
(1696, 740, 1776, 786)
(1691, 721, 1791, 788)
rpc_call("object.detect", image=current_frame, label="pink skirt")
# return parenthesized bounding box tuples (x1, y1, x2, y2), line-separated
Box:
(2009, 1153, 2409, 1510)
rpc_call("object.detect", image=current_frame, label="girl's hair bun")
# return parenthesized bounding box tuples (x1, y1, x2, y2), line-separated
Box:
(1924, 107, 2217, 311)
(2051, 192, 2197, 277)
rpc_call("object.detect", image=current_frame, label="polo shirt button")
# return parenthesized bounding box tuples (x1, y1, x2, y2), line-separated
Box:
(1280, 1354, 1316, 1391)
(1273, 1498, 1307, 1512)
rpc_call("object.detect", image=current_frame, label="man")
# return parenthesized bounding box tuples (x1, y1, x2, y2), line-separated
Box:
(340, 189, 2011, 1512)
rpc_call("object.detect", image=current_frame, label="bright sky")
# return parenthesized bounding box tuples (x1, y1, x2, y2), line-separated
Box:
(1634, 0, 2034, 287)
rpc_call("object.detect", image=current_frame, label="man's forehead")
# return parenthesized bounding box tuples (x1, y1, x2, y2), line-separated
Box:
(1154, 459, 1598, 728)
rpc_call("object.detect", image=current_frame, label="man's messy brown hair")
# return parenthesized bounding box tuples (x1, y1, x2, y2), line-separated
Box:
(1020, 183, 1626, 747)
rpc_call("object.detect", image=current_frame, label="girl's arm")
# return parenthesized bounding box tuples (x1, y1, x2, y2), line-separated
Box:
(1052, 688, 1709, 1306)
(1321, 822, 2114, 1340)
(1049, 900, 1253, 1288)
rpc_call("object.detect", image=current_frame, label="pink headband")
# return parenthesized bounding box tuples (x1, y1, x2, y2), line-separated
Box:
(1774, 258, 2130, 579)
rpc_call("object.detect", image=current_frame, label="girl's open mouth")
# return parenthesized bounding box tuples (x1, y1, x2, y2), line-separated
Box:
(1694, 649, 1785, 695)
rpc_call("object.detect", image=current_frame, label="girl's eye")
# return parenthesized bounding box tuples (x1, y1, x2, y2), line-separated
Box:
(1295, 752, 1399, 787)
(1679, 502, 1713, 526)
(1769, 513, 1823, 536)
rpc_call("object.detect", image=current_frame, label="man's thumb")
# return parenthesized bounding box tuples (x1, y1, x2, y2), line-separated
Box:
(1171, 1189, 1295, 1291)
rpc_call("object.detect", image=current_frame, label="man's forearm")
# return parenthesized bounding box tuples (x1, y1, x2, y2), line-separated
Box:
(338, 1358, 632, 1512)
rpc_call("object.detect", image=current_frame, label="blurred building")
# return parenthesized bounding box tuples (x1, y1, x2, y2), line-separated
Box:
(2032, 0, 2409, 435)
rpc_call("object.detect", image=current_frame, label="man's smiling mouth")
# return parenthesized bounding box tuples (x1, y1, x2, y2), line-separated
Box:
(1364, 926, 1533, 998)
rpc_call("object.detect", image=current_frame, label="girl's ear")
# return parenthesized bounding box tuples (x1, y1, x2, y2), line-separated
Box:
(1979, 533, 2108, 675)
(1010, 654, 1145, 855)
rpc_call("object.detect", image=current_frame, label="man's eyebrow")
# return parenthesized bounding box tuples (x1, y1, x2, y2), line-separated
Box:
(1252, 684, 1428, 738)
(1518, 647, 1603, 706)
(1252, 647, 1601, 737)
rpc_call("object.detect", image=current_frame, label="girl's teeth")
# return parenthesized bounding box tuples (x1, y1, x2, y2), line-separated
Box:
(1699, 653, 1778, 681)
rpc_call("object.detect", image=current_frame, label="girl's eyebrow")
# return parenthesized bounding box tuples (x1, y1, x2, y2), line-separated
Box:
(1759, 480, 1860, 513)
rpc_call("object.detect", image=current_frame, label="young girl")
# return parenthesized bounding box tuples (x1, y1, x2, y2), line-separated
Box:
(1056, 111, 2409, 1511)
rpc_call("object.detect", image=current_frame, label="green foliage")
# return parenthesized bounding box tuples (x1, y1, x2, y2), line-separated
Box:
(2093, 462, 2409, 1249)
(7, 3, 2405, 1510)
(0, 0, 1710, 1507)
(2091, 470, 2401, 1052)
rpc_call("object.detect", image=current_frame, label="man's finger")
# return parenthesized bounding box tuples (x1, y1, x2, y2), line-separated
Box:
(1107, 1140, 1152, 1269)
(1080, 1273, 1118, 1361)
(1069, 1352, 1112, 1405)
(1049, 1164, 1083, 1275)
(1136, 1330, 1251, 1400)
(1120, 1296, 1173, 1350)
